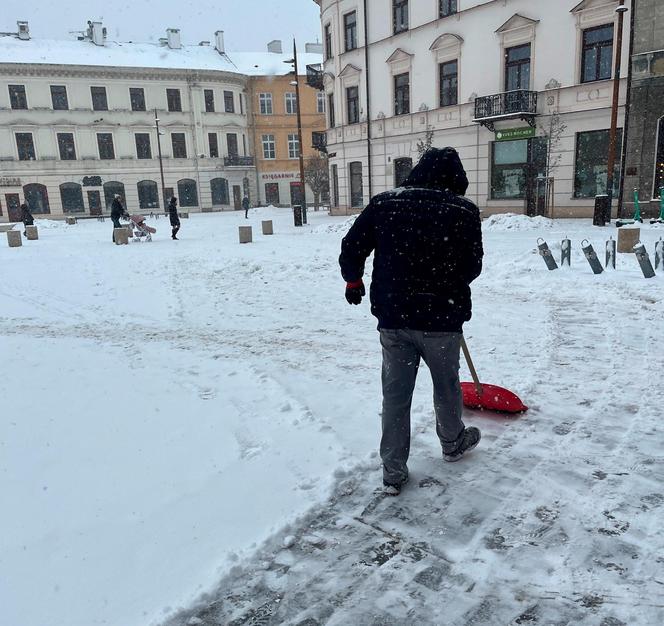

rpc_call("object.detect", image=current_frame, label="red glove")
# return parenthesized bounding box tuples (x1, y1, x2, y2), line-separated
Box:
(345, 279, 365, 305)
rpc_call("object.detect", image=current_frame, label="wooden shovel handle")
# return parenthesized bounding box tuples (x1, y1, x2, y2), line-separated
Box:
(461, 335, 483, 397)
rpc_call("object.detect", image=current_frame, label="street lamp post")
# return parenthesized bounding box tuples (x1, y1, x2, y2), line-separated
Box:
(154, 108, 167, 210)
(285, 40, 308, 226)
(605, 4, 629, 223)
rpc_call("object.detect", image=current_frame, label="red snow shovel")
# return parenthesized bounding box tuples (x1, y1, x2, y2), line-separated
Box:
(460, 336, 527, 414)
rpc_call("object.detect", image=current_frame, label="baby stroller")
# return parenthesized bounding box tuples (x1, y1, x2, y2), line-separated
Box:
(129, 214, 157, 242)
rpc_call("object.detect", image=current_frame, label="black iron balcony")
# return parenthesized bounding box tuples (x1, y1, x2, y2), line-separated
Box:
(224, 155, 255, 167)
(473, 90, 538, 132)
(306, 64, 324, 91)
(312, 131, 327, 153)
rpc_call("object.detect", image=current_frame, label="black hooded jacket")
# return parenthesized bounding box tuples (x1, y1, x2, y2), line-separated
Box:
(339, 148, 483, 331)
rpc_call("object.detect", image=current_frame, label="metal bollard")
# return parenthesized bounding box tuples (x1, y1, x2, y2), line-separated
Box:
(655, 238, 664, 271)
(605, 237, 616, 270)
(634, 243, 655, 278)
(537, 238, 558, 270)
(581, 239, 604, 274)
(561, 237, 571, 267)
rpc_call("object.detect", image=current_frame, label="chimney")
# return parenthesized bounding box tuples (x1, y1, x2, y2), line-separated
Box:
(267, 39, 283, 54)
(215, 30, 225, 54)
(90, 21, 106, 46)
(17, 21, 30, 40)
(305, 42, 323, 54)
(167, 28, 181, 50)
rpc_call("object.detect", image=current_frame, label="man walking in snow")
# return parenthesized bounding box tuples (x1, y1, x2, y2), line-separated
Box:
(20, 202, 34, 236)
(243, 195, 250, 219)
(168, 196, 181, 240)
(110, 194, 128, 242)
(339, 147, 484, 496)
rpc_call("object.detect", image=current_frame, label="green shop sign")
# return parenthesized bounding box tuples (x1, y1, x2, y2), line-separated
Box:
(495, 127, 535, 142)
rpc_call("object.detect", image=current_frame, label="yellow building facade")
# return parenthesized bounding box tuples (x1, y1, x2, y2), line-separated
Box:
(249, 73, 326, 207)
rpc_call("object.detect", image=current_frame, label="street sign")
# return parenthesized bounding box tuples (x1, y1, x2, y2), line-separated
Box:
(495, 127, 535, 142)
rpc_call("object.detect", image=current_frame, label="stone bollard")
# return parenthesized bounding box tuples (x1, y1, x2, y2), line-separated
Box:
(179, 212, 189, 219)
(617, 227, 640, 253)
(261, 220, 274, 235)
(238, 226, 252, 244)
(66, 216, 77, 225)
(25, 225, 39, 240)
(114, 228, 129, 245)
(7, 230, 22, 247)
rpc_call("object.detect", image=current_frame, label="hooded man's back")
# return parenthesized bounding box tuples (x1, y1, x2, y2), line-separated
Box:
(339, 147, 483, 331)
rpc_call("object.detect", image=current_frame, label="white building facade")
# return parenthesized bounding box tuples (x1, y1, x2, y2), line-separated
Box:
(314, 0, 631, 217)
(0, 23, 259, 221)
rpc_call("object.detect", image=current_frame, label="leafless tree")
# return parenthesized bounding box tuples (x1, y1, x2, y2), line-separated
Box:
(304, 154, 330, 211)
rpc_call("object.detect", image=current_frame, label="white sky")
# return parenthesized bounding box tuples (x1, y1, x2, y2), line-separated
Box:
(1, 0, 322, 52)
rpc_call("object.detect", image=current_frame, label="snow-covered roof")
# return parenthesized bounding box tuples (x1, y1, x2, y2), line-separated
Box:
(0, 34, 322, 76)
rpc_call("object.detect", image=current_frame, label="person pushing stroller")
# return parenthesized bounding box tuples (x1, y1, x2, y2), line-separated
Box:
(110, 194, 129, 242)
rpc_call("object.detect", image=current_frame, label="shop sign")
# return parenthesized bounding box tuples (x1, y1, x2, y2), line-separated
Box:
(261, 172, 298, 180)
(495, 127, 535, 142)
(0, 176, 21, 187)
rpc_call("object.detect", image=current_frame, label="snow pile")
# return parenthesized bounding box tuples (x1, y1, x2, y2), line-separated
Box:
(35, 219, 69, 230)
(312, 215, 357, 234)
(483, 213, 553, 231)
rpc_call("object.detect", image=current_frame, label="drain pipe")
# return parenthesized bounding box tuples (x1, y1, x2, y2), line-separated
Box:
(363, 0, 373, 200)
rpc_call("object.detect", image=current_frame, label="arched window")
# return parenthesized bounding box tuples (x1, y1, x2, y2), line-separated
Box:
(654, 117, 664, 199)
(59, 183, 85, 213)
(137, 180, 159, 210)
(23, 183, 50, 214)
(177, 179, 198, 207)
(210, 178, 229, 205)
(349, 161, 364, 208)
(394, 157, 413, 188)
(103, 181, 126, 211)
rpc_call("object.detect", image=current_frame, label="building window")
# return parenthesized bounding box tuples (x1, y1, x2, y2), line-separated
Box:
(582, 25, 614, 83)
(57, 133, 76, 160)
(137, 180, 160, 210)
(394, 157, 413, 187)
(439, 60, 458, 107)
(440, 0, 457, 18)
(344, 11, 357, 51)
(265, 183, 280, 205)
(135, 133, 152, 159)
(171, 133, 187, 159)
(203, 89, 215, 113)
(211, 178, 229, 205)
(490, 138, 547, 200)
(288, 133, 300, 159)
(324, 24, 333, 60)
(224, 90, 235, 113)
(505, 44, 531, 91)
(167, 89, 182, 112)
(97, 133, 115, 160)
(208, 133, 219, 158)
(394, 73, 410, 116)
(331, 163, 339, 207)
(240, 93, 244, 115)
(328, 93, 336, 128)
(317, 91, 326, 114)
(346, 86, 359, 124)
(574, 129, 622, 198)
(262, 134, 276, 159)
(285, 92, 298, 115)
(130, 87, 146, 111)
(259, 93, 273, 115)
(23, 183, 50, 214)
(393, 0, 409, 34)
(177, 179, 198, 207)
(9, 84, 27, 110)
(50, 85, 68, 110)
(227, 133, 239, 157)
(59, 183, 85, 213)
(349, 161, 364, 208)
(16, 133, 35, 161)
(655, 118, 664, 198)
(91, 86, 108, 111)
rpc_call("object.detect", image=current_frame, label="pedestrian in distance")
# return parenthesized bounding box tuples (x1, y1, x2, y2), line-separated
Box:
(110, 194, 128, 242)
(339, 147, 484, 496)
(169, 196, 181, 240)
(20, 202, 34, 237)
(243, 195, 250, 219)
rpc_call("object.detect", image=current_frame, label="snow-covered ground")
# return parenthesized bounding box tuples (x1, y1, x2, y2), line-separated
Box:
(1, 208, 663, 626)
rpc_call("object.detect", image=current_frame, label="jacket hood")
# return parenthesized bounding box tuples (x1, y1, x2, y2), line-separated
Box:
(402, 147, 469, 196)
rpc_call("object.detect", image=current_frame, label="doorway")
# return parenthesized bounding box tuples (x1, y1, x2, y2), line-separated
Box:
(394, 157, 413, 188)
(233, 185, 242, 210)
(290, 181, 304, 207)
(6, 194, 21, 222)
(265, 183, 280, 205)
(87, 190, 102, 216)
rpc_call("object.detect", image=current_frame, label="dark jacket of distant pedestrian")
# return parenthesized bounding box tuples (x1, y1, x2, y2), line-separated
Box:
(21, 203, 34, 234)
(110, 195, 128, 241)
(169, 196, 181, 240)
(243, 196, 250, 219)
(338, 147, 484, 494)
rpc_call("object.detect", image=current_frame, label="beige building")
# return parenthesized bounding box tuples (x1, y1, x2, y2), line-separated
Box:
(0, 21, 323, 221)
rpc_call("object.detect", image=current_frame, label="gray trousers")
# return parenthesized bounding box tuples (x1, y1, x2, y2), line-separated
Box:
(379, 329, 465, 484)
